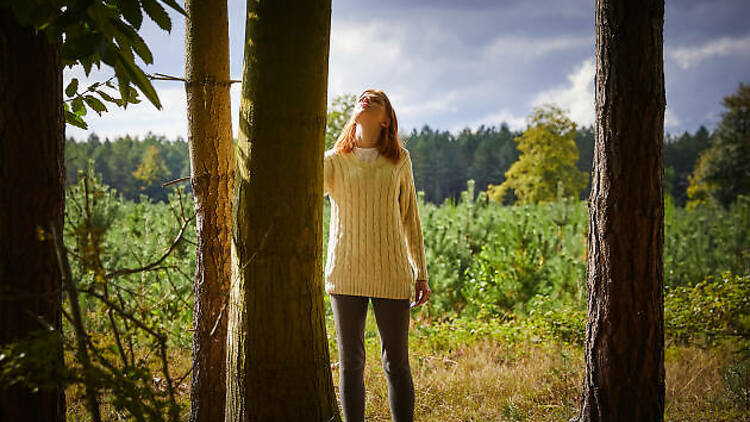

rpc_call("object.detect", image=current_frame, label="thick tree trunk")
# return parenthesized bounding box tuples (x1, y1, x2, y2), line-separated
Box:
(0, 8, 66, 422)
(184, 0, 234, 420)
(571, 0, 666, 421)
(224, 1, 339, 421)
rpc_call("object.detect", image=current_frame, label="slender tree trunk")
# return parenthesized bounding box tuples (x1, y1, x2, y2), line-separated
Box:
(224, 1, 339, 420)
(0, 8, 66, 421)
(184, 0, 234, 420)
(571, 0, 665, 421)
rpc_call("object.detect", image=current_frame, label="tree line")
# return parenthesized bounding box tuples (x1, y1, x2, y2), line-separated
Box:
(66, 106, 734, 209)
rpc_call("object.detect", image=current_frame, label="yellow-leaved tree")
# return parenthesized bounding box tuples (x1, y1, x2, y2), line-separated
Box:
(487, 103, 586, 204)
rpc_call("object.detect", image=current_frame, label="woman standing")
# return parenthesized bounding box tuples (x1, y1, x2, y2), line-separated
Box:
(323, 89, 431, 422)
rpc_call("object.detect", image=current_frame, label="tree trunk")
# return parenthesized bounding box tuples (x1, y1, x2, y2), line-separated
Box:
(184, 0, 234, 420)
(571, 0, 666, 421)
(0, 8, 66, 422)
(224, 1, 339, 421)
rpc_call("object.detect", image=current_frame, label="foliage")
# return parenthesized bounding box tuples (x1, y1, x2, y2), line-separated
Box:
(665, 271, 750, 411)
(487, 104, 587, 204)
(386, 181, 748, 323)
(665, 271, 750, 349)
(719, 358, 750, 411)
(461, 196, 586, 318)
(0, 164, 744, 418)
(326, 93, 357, 149)
(0, 163, 197, 420)
(0, 330, 72, 394)
(664, 194, 750, 287)
(65, 163, 194, 419)
(66, 133, 191, 203)
(687, 82, 750, 208)
(68, 120, 714, 210)
(132, 144, 171, 197)
(0, 0, 186, 128)
(664, 126, 712, 206)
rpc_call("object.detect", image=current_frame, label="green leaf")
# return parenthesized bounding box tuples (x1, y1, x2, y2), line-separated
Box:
(109, 17, 153, 64)
(118, 0, 143, 29)
(126, 85, 141, 104)
(65, 78, 79, 98)
(114, 70, 132, 109)
(114, 48, 161, 109)
(98, 40, 119, 67)
(71, 97, 87, 116)
(140, 0, 171, 32)
(95, 89, 119, 105)
(64, 110, 88, 129)
(60, 33, 102, 63)
(83, 95, 108, 115)
(158, 0, 187, 17)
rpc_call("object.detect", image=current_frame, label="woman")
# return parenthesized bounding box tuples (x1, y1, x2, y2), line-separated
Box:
(323, 89, 431, 422)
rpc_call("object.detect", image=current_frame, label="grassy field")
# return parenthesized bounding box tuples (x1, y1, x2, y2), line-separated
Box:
(61, 308, 748, 421)
(325, 308, 748, 422)
(53, 178, 748, 421)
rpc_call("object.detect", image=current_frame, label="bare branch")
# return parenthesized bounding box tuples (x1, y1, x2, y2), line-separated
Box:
(105, 211, 196, 279)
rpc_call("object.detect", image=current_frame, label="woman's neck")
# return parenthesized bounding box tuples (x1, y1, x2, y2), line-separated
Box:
(354, 124, 381, 148)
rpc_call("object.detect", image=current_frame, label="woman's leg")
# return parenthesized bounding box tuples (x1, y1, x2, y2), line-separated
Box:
(330, 293, 369, 422)
(371, 296, 414, 422)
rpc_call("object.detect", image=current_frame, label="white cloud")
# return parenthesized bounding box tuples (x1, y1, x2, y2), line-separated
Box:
(397, 90, 460, 118)
(531, 58, 594, 127)
(665, 107, 681, 129)
(327, 19, 410, 98)
(670, 35, 750, 69)
(454, 107, 527, 134)
(481, 35, 591, 62)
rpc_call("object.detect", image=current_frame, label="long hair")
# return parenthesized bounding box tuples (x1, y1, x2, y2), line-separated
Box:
(333, 89, 404, 165)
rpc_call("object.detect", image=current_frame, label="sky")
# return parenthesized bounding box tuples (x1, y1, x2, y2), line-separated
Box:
(64, 0, 750, 142)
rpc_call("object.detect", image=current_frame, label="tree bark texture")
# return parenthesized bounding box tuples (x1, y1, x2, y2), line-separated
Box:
(571, 0, 666, 421)
(185, 0, 235, 420)
(0, 8, 66, 422)
(224, 1, 339, 421)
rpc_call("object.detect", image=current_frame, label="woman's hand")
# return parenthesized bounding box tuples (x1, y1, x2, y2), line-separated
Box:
(410, 279, 431, 308)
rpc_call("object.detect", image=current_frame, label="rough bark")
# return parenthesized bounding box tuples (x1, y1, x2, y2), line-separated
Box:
(224, 1, 339, 420)
(570, 0, 666, 421)
(184, 0, 235, 420)
(0, 8, 66, 421)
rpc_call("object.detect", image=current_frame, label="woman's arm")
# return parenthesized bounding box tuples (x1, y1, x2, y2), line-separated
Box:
(398, 153, 428, 282)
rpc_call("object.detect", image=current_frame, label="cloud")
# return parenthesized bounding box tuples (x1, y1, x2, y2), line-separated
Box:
(64, 0, 748, 142)
(670, 35, 750, 69)
(665, 107, 681, 129)
(328, 19, 410, 98)
(454, 107, 526, 134)
(397, 90, 460, 119)
(481, 35, 591, 62)
(531, 58, 595, 127)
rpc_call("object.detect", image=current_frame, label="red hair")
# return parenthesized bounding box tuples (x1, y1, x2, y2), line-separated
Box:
(333, 89, 404, 165)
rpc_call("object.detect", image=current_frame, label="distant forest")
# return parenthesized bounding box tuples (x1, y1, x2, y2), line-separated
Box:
(65, 123, 711, 207)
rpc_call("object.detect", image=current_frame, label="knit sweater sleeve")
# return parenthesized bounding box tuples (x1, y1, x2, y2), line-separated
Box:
(323, 150, 334, 197)
(398, 152, 429, 281)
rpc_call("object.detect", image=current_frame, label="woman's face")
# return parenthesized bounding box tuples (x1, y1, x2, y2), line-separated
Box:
(353, 92, 388, 128)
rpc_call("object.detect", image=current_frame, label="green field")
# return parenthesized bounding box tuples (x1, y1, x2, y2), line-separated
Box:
(35, 172, 750, 420)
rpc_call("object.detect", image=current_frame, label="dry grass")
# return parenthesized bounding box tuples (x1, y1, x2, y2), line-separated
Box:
(64, 311, 748, 421)
(324, 311, 749, 422)
(333, 336, 580, 422)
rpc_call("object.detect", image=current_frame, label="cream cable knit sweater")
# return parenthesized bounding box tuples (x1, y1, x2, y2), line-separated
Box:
(352, 145, 380, 163)
(323, 146, 429, 300)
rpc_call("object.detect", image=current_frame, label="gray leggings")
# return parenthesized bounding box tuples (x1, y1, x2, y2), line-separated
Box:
(329, 293, 415, 422)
